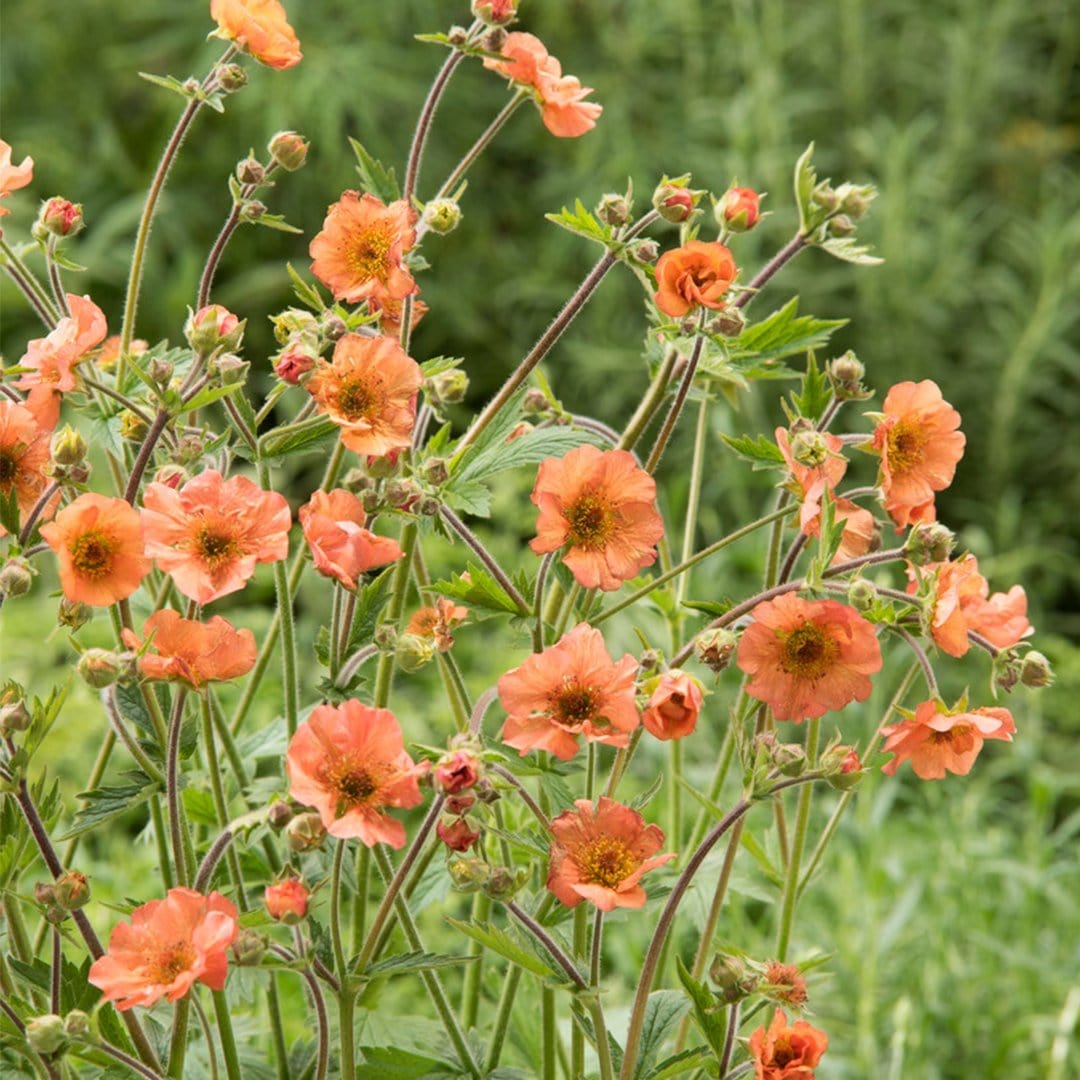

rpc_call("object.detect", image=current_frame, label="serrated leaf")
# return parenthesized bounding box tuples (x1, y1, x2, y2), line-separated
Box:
(419, 356, 463, 378)
(363, 951, 476, 978)
(720, 433, 786, 469)
(458, 425, 602, 489)
(441, 478, 492, 517)
(59, 771, 160, 839)
(794, 142, 818, 235)
(545, 199, 613, 245)
(182, 382, 244, 413)
(356, 1046, 459, 1079)
(286, 263, 325, 310)
(61, 955, 102, 1014)
(258, 415, 338, 458)
(347, 565, 397, 651)
(675, 957, 726, 1058)
(634, 990, 690, 1080)
(348, 137, 401, 203)
(645, 1047, 714, 1079)
(816, 235, 884, 265)
(791, 353, 831, 420)
(630, 772, 664, 812)
(730, 298, 847, 365)
(250, 212, 303, 234)
(444, 919, 562, 981)
(431, 562, 525, 616)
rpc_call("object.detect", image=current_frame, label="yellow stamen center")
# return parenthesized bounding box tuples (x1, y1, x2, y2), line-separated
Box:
(347, 225, 394, 283)
(550, 680, 598, 728)
(886, 419, 927, 474)
(147, 942, 196, 985)
(578, 835, 637, 888)
(564, 495, 613, 550)
(779, 623, 838, 680)
(322, 756, 386, 818)
(335, 377, 379, 421)
(70, 531, 114, 578)
(195, 526, 241, 571)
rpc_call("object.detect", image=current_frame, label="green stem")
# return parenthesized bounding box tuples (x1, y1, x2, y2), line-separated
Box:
(618, 347, 679, 453)
(167, 999, 191, 1079)
(212, 989, 242, 1080)
(484, 963, 525, 1073)
(150, 795, 175, 890)
(0, 236, 60, 325)
(351, 846, 370, 956)
(572, 904, 588, 1076)
(330, 840, 356, 1080)
(643, 314, 707, 474)
(166, 689, 191, 886)
(460, 891, 492, 1031)
(541, 987, 557, 1080)
(373, 522, 419, 708)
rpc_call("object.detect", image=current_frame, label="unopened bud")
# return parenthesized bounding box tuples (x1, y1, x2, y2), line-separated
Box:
(418, 495, 440, 517)
(422, 458, 449, 487)
(1020, 651, 1053, 689)
(789, 429, 830, 468)
(522, 388, 551, 415)
(34, 882, 56, 907)
(149, 356, 174, 385)
(631, 238, 660, 264)
(653, 183, 696, 224)
(285, 812, 327, 853)
(707, 307, 746, 338)
(422, 198, 462, 235)
(839, 187, 872, 219)
(267, 800, 293, 830)
(637, 649, 660, 674)
(265, 879, 309, 924)
(483, 865, 526, 902)
(366, 451, 401, 479)
(437, 817, 481, 852)
(50, 425, 87, 467)
(236, 156, 266, 186)
(828, 350, 866, 397)
(54, 871, 90, 910)
(240, 198, 266, 222)
(822, 745, 862, 790)
(708, 954, 758, 1004)
(384, 478, 421, 509)
(274, 340, 318, 384)
(0, 681, 24, 708)
(359, 489, 382, 515)
(448, 857, 490, 892)
(37, 197, 84, 238)
(847, 579, 877, 612)
(472, 0, 518, 26)
(210, 353, 249, 386)
(0, 559, 34, 599)
(271, 307, 320, 344)
(773, 742, 807, 777)
(447, 25, 470, 46)
(268, 131, 309, 172)
(596, 193, 631, 227)
(445, 793, 476, 815)
(395, 632, 435, 673)
(427, 369, 468, 405)
(26, 1014, 67, 1056)
(828, 214, 855, 237)
(0, 700, 31, 734)
(57, 598, 92, 630)
(231, 929, 266, 966)
(63, 1010, 91, 1041)
(154, 463, 189, 488)
(714, 187, 761, 232)
(217, 63, 248, 92)
(186, 304, 244, 355)
(811, 185, 839, 212)
(695, 628, 738, 673)
(373, 624, 398, 652)
(118, 410, 146, 442)
(77, 649, 126, 689)
(906, 523, 956, 566)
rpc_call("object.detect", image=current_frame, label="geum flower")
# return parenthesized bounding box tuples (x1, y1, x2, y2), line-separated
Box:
(88, 888, 239, 1011)
(0, 398, 55, 536)
(407, 597, 468, 651)
(210, 0, 302, 70)
(736, 593, 882, 722)
(641, 669, 704, 741)
(285, 699, 426, 848)
(141, 470, 291, 605)
(499, 623, 639, 760)
(749, 1009, 829, 1079)
(547, 797, 675, 911)
(40, 493, 150, 606)
(870, 379, 965, 530)
(122, 609, 256, 690)
(653, 240, 737, 318)
(306, 333, 421, 457)
(299, 487, 403, 591)
(0, 139, 33, 216)
(309, 191, 418, 307)
(882, 698, 1016, 780)
(530, 444, 664, 591)
(776, 426, 875, 563)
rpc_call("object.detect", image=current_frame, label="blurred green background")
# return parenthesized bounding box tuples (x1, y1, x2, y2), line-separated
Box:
(2, 1, 1078, 1077)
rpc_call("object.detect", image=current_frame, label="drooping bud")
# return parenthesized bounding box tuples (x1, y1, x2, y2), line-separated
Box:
(695, 627, 738, 673)
(480, 26, 509, 53)
(267, 131, 309, 172)
(1019, 651, 1053, 688)
(421, 198, 462, 236)
(522, 388, 551, 415)
(0, 700, 32, 734)
(708, 953, 758, 1004)
(434, 750, 481, 795)
(273, 339, 318, 384)
(772, 742, 807, 777)
(637, 649, 660, 674)
(905, 522, 956, 566)
(0, 559, 34, 599)
(714, 187, 761, 232)
(186, 304, 245, 355)
(231, 929, 266, 966)
(57, 598, 92, 630)
(446, 25, 470, 46)
(285, 812, 327, 853)
(209, 353, 249, 386)
(264, 879, 309, 924)
(34, 882, 56, 907)
(847, 578, 877, 612)
(53, 871, 90, 910)
(266, 800, 294, 831)
(437, 817, 481, 852)
(37, 197, 84, 238)
(445, 793, 476, 815)
(321, 313, 348, 342)
(426, 369, 469, 406)
(26, 1014, 67, 1056)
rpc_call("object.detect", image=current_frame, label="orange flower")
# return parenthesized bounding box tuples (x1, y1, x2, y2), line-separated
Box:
(309, 191, 417, 307)
(306, 334, 421, 457)
(654, 240, 737, 318)
(717, 186, 762, 232)
(547, 797, 675, 911)
(736, 593, 882, 722)
(749, 1009, 828, 1079)
(407, 596, 468, 651)
(210, 0, 302, 70)
(499, 623, 639, 760)
(964, 585, 1033, 650)
(642, 670, 704, 741)
(285, 699, 426, 847)
(881, 698, 1016, 780)
(870, 380, 965, 530)
(537, 72, 602, 138)
(87, 888, 239, 1011)
(121, 610, 256, 689)
(264, 879, 308, 923)
(0, 140, 33, 216)
(762, 963, 809, 1008)
(40, 494, 150, 606)
(141, 470, 291, 604)
(372, 295, 429, 338)
(96, 334, 148, 371)
(299, 488, 403, 591)
(482, 31, 559, 86)
(906, 555, 987, 658)
(0, 398, 54, 536)
(530, 444, 664, 591)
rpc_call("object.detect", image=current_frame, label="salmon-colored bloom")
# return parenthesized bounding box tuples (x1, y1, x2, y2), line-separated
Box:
(141, 470, 290, 604)
(97, 334, 148, 371)
(537, 72, 602, 137)
(0, 140, 33, 216)
(309, 191, 418, 307)
(749, 1009, 828, 1079)
(499, 623, 639, 760)
(121, 610, 256, 689)
(372, 295, 429, 338)
(306, 334, 421, 457)
(285, 699, 426, 847)
(88, 888, 239, 1011)
(906, 555, 987, 658)
(407, 597, 468, 651)
(0, 398, 54, 536)
(881, 698, 1016, 780)
(654, 240, 738, 317)
(40, 494, 150, 606)
(299, 488, 403, 591)
(547, 797, 675, 911)
(210, 0, 302, 70)
(264, 879, 308, 923)
(482, 31, 558, 86)
(871, 380, 965, 530)
(762, 963, 809, 1008)
(642, 670, 704, 741)
(964, 585, 1033, 650)
(737, 593, 882, 722)
(437, 817, 481, 852)
(433, 749, 481, 794)
(776, 427, 875, 563)
(530, 444, 664, 591)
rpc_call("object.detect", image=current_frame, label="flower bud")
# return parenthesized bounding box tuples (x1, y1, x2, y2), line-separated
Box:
(653, 183, 697, 224)
(847, 578, 877, 612)
(708, 953, 758, 1004)
(185, 304, 244, 354)
(472, 0, 518, 25)
(695, 627, 738, 673)
(153, 463, 189, 489)
(427, 369, 468, 406)
(0, 559, 34, 599)
(366, 451, 402, 479)
(447, 25, 470, 46)
(26, 1014, 67, 1056)
(77, 649, 126, 689)
(829, 350, 864, 387)
(359, 488, 381, 515)
(506, 421, 532, 442)
(642, 670, 704, 741)
(906, 523, 956, 566)
(149, 356, 174, 386)
(34, 882, 56, 907)
(596, 193, 632, 227)
(838, 186, 872, 219)
(422, 457, 450, 487)
(789, 429, 830, 468)
(811, 185, 839, 212)
(271, 307, 320, 344)
(1019, 651, 1053, 689)
(0, 681, 24, 708)
(63, 1010, 91, 1041)
(54, 871, 90, 910)
(707, 307, 746, 338)
(385, 478, 422, 510)
(236, 156, 266, 186)
(0, 700, 32, 734)
(422, 198, 462, 236)
(286, 812, 327, 853)
(57, 598, 92, 630)
(828, 214, 855, 237)
(267, 800, 294, 830)
(445, 793, 476, 815)
(268, 131, 309, 172)
(762, 961, 809, 1008)
(522, 388, 551, 415)
(637, 649, 660, 674)
(37, 197, 84, 237)
(630, 238, 660, 264)
(437, 817, 480, 852)
(448, 857, 490, 892)
(210, 353, 249, 386)
(50, 425, 87, 467)
(265, 879, 309, 924)
(481, 26, 509, 53)
(395, 632, 435, 673)
(434, 750, 481, 795)
(715, 187, 761, 232)
(342, 468, 374, 495)
(240, 198, 267, 222)
(373, 623, 398, 653)
(482, 865, 527, 902)
(773, 742, 807, 777)
(274, 340, 318, 384)
(821, 745, 862, 791)
(217, 63, 248, 92)
(231, 929, 266, 966)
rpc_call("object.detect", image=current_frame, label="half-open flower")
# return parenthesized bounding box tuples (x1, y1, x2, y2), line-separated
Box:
(641, 670, 704, 741)
(88, 888, 239, 1011)
(122, 610, 256, 690)
(654, 240, 737, 318)
(748, 1009, 828, 1079)
(407, 597, 468, 651)
(547, 797, 675, 911)
(0, 398, 54, 536)
(210, 0, 302, 70)
(299, 488, 403, 591)
(0, 140, 33, 216)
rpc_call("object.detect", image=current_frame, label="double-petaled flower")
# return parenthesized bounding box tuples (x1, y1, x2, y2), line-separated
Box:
(210, 0, 302, 70)
(122, 610, 256, 690)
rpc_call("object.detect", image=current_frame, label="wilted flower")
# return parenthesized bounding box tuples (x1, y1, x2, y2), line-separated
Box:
(407, 597, 468, 651)
(122, 610, 256, 689)
(748, 1009, 828, 1079)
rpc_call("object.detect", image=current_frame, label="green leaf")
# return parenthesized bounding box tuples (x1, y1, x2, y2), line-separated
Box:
(58, 771, 160, 840)
(730, 298, 847, 365)
(681, 599, 733, 618)
(443, 919, 562, 981)
(286, 263, 326, 311)
(645, 1047, 714, 1079)
(182, 382, 243, 413)
(441, 478, 492, 518)
(363, 951, 476, 978)
(457, 425, 602, 489)
(545, 199, 613, 246)
(816, 235, 884, 266)
(249, 212, 303, 234)
(791, 352, 832, 420)
(675, 957, 727, 1058)
(356, 1046, 460, 1079)
(138, 72, 198, 101)
(259, 415, 338, 458)
(430, 561, 526, 616)
(634, 990, 690, 1080)
(419, 356, 463, 378)
(794, 142, 818, 235)
(61, 955, 102, 1014)
(630, 772, 664, 812)
(0, 484, 21, 537)
(720, 433, 786, 469)
(348, 137, 401, 203)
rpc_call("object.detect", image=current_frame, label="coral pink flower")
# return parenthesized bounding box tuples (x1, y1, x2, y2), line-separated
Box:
(906, 555, 987, 658)
(40, 494, 150, 606)
(434, 750, 481, 794)
(0, 398, 54, 536)
(736, 593, 882, 722)
(407, 597, 468, 651)
(141, 470, 290, 604)
(964, 585, 1033, 650)
(654, 240, 738, 317)
(437, 817, 480, 852)
(309, 191, 418, 307)
(97, 334, 148, 371)
(88, 888, 239, 1011)
(749, 1009, 828, 1079)
(306, 334, 421, 457)
(210, 0, 302, 70)
(537, 72, 603, 137)
(482, 31, 559, 86)
(0, 140, 33, 216)
(547, 797, 675, 911)
(642, 670, 704, 741)
(299, 488, 403, 591)
(871, 380, 965, 530)
(121, 610, 256, 690)
(499, 623, 639, 760)
(264, 879, 308, 923)
(881, 699, 1016, 780)
(762, 963, 809, 1009)
(285, 700, 426, 847)
(530, 444, 664, 591)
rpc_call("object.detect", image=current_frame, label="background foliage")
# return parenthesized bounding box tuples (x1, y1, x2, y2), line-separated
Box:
(2, 1, 1078, 1077)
